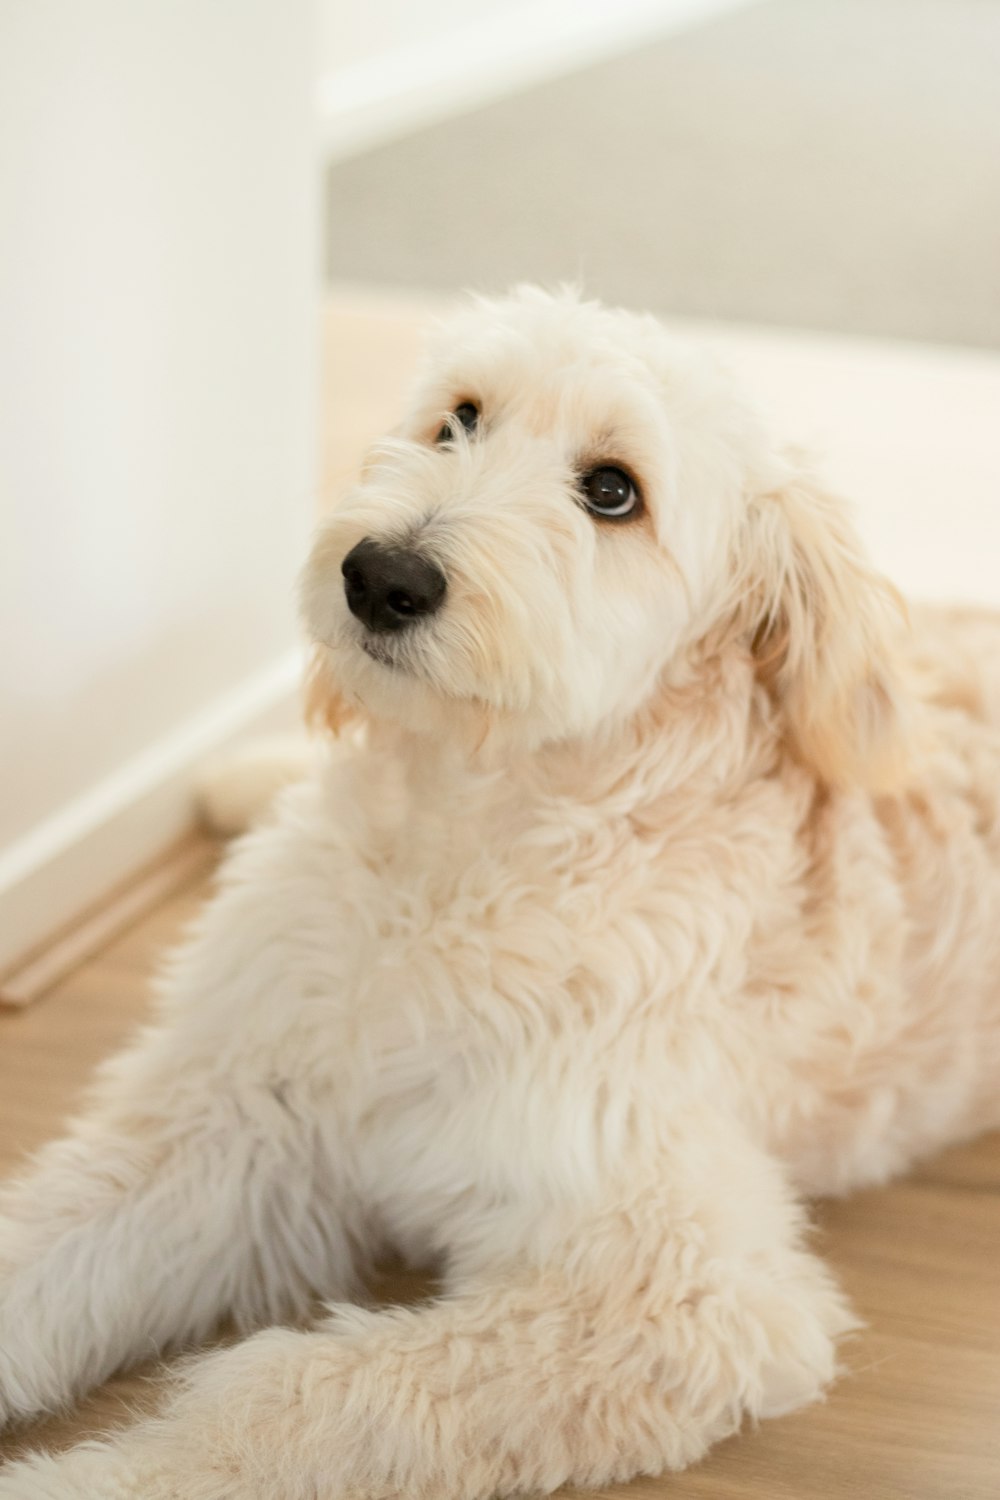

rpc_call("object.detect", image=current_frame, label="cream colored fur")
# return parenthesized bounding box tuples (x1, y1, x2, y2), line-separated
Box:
(2, 288, 999, 1499)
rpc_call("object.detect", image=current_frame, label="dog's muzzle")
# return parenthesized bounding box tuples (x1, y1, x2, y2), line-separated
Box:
(341, 538, 447, 634)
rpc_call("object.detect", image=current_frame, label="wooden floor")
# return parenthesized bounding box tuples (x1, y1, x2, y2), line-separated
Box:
(0, 842, 998, 1495)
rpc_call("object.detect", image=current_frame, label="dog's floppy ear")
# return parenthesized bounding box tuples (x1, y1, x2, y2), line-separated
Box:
(304, 645, 362, 737)
(738, 457, 911, 791)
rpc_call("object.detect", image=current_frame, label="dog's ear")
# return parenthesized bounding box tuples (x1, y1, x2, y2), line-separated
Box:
(737, 458, 912, 791)
(304, 646, 362, 737)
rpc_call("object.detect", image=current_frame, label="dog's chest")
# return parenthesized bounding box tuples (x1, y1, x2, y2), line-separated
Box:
(354, 798, 642, 1031)
(336, 783, 764, 1238)
(337, 762, 800, 1095)
(347, 836, 666, 1254)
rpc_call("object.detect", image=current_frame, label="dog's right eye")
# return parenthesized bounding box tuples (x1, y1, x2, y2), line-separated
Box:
(579, 465, 641, 520)
(435, 402, 479, 444)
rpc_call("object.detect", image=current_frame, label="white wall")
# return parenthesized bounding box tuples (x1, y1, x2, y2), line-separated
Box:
(0, 0, 318, 969)
(322, 0, 517, 75)
(318, 0, 756, 159)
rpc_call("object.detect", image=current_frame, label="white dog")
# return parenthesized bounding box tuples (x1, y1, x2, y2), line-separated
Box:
(2, 287, 999, 1499)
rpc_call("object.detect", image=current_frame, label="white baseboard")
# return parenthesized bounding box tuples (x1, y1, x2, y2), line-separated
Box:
(0, 650, 304, 979)
(320, 0, 758, 162)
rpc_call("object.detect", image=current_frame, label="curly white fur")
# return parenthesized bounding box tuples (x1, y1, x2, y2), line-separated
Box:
(2, 287, 999, 1498)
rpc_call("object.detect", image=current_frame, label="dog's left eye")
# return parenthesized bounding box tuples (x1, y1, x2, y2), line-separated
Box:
(435, 402, 479, 444)
(580, 466, 640, 520)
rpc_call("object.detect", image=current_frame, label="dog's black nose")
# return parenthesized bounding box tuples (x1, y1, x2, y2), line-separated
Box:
(341, 538, 447, 633)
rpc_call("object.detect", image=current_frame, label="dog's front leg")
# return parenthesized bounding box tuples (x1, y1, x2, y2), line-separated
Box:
(0, 1123, 856, 1499)
(0, 1041, 356, 1432)
(0, 830, 368, 1429)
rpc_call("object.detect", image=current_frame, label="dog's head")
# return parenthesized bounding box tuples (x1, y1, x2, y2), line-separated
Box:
(303, 287, 908, 785)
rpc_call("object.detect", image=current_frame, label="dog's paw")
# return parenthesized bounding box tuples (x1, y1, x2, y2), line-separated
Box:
(0, 1439, 242, 1500)
(0, 1327, 34, 1433)
(0, 1301, 78, 1433)
(751, 1246, 861, 1420)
